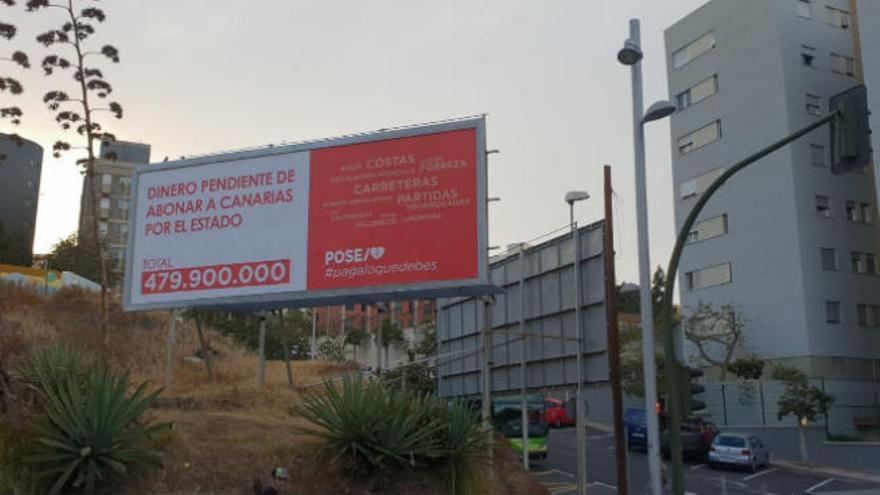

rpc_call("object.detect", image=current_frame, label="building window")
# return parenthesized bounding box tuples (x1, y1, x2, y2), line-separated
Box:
(678, 120, 721, 155)
(846, 201, 873, 224)
(830, 53, 855, 77)
(100, 197, 110, 209)
(101, 174, 112, 186)
(810, 144, 826, 166)
(851, 252, 877, 275)
(681, 167, 725, 199)
(826, 301, 841, 323)
(826, 6, 851, 30)
(676, 75, 718, 110)
(98, 222, 108, 236)
(856, 304, 880, 327)
(673, 32, 716, 69)
(815, 195, 832, 217)
(797, 0, 812, 19)
(687, 214, 728, 243)
(685, 262, 731, 291)
(805, 94, 822, 116)
(801, 45, 816, 66)
(820, 247, 838, 271)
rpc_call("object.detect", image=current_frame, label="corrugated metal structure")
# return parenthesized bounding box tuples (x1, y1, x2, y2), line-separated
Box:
(436, 220, 613, 420)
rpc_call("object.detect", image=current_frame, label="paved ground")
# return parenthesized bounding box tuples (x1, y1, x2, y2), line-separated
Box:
(526, 427, 880, 494)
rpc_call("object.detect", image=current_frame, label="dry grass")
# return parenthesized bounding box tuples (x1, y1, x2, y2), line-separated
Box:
(0, 286, 546, 495)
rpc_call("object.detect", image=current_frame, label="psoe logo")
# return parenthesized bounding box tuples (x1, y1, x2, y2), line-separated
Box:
(324, 246, 385, 265)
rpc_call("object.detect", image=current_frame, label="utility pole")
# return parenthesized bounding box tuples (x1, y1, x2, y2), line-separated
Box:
(603, 165, 627, 495)
(573, 220, 588, 495)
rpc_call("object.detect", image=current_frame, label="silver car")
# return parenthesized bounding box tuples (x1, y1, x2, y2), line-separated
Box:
(707, 433, 770, 472)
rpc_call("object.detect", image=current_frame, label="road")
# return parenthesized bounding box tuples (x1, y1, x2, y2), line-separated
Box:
(526, 427, 880, 495)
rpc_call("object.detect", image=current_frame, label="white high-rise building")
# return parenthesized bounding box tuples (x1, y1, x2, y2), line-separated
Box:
(664, 0, 880, 381)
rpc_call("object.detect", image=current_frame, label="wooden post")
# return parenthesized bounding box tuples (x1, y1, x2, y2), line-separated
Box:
(603, 165, 628, 495)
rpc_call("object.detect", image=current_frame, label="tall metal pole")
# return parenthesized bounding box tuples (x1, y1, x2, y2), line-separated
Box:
(626, 18, 663, 495)
(518, 246, 529, 469)
(572, 217, 587, 495)
(481, 296, 494, 462)
(603, 165, 628, 495)
(257, 312, 267, 390)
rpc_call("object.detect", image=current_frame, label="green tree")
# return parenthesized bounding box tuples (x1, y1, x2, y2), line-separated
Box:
(774, 364, 834, 461)
(45, 233, 116, 285)
(728, 356, 765, 380)
(213, 310, 311, 360)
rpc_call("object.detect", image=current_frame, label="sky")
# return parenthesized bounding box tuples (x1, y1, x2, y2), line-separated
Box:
(12, 0, 708, 285)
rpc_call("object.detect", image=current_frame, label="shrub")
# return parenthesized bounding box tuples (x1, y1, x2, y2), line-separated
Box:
(17, 343, 90, 392)
(24, 367, 170, 494)
(296, 375, 489, 493)
(728, 356, 765, 380)
(296, 375, 444, 474)
(381, 362, 436, 395)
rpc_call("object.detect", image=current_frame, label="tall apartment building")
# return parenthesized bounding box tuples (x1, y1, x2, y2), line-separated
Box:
(853, 0, 880, 205)
(0, 135, 43, 266)
(78, 140, 150, 270)
(665, 0, 880, 381)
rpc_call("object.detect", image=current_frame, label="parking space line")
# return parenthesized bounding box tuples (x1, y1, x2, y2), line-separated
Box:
(690, 463, 707, 470)
(591, 481, 617, 490)
(742, 467, 778, 482)
(806, 478, 835, 493)
(552, 469, 575, 478)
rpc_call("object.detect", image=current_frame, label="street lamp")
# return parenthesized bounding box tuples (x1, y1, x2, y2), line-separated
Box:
(565, 190, 589, 495)
(617, 18, 675, 495)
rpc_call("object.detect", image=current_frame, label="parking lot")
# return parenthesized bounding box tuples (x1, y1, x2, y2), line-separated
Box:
(528, 427, 880, 494)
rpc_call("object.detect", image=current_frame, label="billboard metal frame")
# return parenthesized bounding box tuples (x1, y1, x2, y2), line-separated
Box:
(122, 116, 493, 312)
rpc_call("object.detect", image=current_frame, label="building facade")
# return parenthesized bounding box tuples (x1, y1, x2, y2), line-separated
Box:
(314, 300, 437, 336)
(665, 0, 880, 381)
(78, 140, 150, 269)
(853, 0, 880, 206)
(0, 135, 43, 266)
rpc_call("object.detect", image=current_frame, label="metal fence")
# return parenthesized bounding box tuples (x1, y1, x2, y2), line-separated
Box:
(701, 379, 880, 436)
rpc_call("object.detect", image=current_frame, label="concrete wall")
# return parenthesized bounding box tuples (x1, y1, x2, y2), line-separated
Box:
(720, 424, 880, 475)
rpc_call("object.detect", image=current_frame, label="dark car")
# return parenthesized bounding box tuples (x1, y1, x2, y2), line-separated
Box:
(624, 407, 648, 450)
(660, 418, 718, 462)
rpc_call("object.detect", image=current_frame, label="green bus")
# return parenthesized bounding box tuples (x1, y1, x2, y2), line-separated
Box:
(491, 395, 550, 459)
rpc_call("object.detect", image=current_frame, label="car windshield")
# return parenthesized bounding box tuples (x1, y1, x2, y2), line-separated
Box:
(714, 435, 746, 448)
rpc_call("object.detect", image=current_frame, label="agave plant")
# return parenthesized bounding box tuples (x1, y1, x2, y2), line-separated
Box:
(17, 344, 89, 393)
(430, 401, 489, 494)
(24, 368, 169, 494)
(296, 375, 445, 473)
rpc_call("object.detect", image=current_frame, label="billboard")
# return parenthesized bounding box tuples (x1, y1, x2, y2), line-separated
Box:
(123, 118, 491, 311)
(435, 221, 614, 421)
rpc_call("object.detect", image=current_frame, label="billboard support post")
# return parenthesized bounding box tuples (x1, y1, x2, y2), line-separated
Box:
(518, 246, 529, 469)
(311, 309, 317, 360)
(258, 312, 267, 389)
(165, 309, 177, 386)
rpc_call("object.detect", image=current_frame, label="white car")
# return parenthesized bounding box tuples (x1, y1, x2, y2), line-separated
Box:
(708, 433, 770, 472)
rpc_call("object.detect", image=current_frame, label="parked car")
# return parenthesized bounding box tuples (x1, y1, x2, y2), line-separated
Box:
(660, 418, 719, 461)
(624, 407, 648, 450)
(543, 398, 574, 428)
(708, 432, 770, 472)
